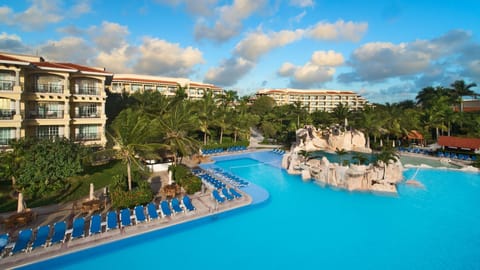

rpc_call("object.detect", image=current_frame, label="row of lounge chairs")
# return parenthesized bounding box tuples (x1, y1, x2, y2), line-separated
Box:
(437, 151, 477, 161)
(211, 188, 243, 204)
(201, 146, 247, 155)
(197, 173, 226, 189)
(272, 148, 285, 154)
(0, 196, 196, 257)
(211, 168, 249, 187)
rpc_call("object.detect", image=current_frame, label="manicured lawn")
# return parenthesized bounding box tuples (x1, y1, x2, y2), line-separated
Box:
(0, 160, 126, 213)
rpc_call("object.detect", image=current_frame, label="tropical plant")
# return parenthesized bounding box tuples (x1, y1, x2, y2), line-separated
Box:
(450, 80, 477, 112)
(15, 138, 87, 198)
(109, 108, 162, 191)
(374, 148, 399, 180)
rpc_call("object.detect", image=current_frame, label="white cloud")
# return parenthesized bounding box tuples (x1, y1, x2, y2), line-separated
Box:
(311, 50, 344, 66)
(204, 57, 254, 86)
(277, 62, 296, 76)
(89, 21, 129, 53)
(69, 1, 91, 17)
(133, 37, 204, 77)
(95, 45, 137, 73)
(289, 0, 314, 8)
(38, 37, 95, 65)
(234, 29, 304, 61)
(277, 50, 343, 88)
(155, 0, 219, 16)
(13, 0, 63, 31)
(194, 0, 268, 42)
(307, 20, 368, 42)
(0, 32, 30, 52)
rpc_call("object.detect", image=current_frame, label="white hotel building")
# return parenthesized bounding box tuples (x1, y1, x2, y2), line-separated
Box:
(108, 74, 224, 100)
(256, 88, 369, 112)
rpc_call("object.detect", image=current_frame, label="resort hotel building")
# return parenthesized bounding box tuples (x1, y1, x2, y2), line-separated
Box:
(0, 52, 112, 148)
(107, 74, 224, 100)
(256, 88, 369, 112)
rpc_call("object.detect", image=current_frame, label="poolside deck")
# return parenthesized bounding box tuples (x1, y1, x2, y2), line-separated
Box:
(0, 189, 252, 269)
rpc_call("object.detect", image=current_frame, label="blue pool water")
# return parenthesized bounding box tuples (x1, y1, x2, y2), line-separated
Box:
(19, 151, 480, 269)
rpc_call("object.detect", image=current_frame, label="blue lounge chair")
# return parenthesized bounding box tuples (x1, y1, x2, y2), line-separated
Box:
(0, 233, 9, 255)
(160, 200, 172, 217)
(106, 211, 118, 231)
(134, 205, 147, 223)
(212, 189, 225, 203)
(50, 221, 66, 246)
(182, 196, 195, 211)
(71, 217, 85, 239)
(29, 225, 50, 251)
(10, 229, 32, 255)
(229, 188, 242, 199)
(171, 198, 184, 214)
(120, 208, 132, 227)
(221, 188, 234, 200)
(89, 214, 102, 235)
(146, 202, 159, 221)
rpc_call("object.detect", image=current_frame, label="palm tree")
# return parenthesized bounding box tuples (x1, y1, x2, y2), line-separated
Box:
(356, 105, 381, 149)
(374, 148, 399, 180)
(158, 102, 200, 163)
(450, 80, 477, 112)
(110, 108, 161, 191)
(335, 148, 348, 166)
(195, 91, 216, 145)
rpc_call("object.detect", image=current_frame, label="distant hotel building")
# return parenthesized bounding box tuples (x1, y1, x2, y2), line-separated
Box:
(108, 74, 224, 100)
(0, 52, 111, 148)
(256, 88, 369, 112)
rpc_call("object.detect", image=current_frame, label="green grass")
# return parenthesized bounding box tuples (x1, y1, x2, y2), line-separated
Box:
(0, 160, 126, 213)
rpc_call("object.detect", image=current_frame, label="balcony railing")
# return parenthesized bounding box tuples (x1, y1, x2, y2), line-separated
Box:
(75, 86, 101, 96)
(34, 84, 64, 94)
(75, 111, 100, 118)
(0, 80, 14, 91)
(0, 109, 15, 120)
(28, 109, 64, 119)
(35, 134, 63, 140)
(75, 132, 101, 141)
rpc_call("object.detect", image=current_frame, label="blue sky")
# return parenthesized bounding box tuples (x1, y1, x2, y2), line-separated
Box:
(0, 0, 479, 103)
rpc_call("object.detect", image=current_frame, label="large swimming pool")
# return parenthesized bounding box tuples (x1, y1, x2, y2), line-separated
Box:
(19, 151, 480, 269)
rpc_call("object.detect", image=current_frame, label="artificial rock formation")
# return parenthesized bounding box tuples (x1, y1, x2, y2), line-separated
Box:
(283, 125, 403, 194)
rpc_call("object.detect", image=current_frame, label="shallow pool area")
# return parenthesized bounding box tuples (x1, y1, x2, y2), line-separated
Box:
(18, 151, 480, 270)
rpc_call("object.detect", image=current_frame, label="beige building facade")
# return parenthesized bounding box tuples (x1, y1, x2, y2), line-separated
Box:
(108, 74, 224, 100)
(0, 52, 111, 148)
(256, 88, 369, 112)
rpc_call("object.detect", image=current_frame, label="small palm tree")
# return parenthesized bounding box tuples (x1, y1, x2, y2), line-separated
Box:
(374, 148, 399, 180)
(335, 148, 348, 166)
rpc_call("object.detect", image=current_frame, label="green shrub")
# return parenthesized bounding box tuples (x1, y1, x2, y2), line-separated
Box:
(110, 179, 153, 209)
(182, 175, 202, 194)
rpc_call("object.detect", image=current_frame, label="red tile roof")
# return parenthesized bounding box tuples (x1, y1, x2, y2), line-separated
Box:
(0, 54, 30, 65)
(438, 136, 480, 150)
(406, 130, 424, 140)
(57, 63, 111, 74)
(32, 61, 77, 71)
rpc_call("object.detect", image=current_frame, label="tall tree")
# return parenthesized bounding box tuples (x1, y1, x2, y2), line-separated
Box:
(195, 91, 216, 145)
(450, 80, 477, 112)
(110, 108, 160, 191)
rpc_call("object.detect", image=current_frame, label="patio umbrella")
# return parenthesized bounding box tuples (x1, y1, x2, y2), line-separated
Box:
(380, 139, 383, 147)
(392, 140, 395, 147)
(89, 183, 95, 200)
(17, 192, 25, 213)
(168, 170, 173, 185)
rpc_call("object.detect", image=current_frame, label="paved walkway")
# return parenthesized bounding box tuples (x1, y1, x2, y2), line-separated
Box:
(0, 188, 252, 269)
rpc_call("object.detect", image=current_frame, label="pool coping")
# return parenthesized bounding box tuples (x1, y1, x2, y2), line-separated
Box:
(2, 152, 276, 269)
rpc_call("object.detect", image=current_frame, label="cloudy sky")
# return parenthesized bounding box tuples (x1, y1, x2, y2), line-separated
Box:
(1, 0, 479, 103)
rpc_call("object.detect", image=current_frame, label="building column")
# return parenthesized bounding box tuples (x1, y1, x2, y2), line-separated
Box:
(64, 124, 70, 140)
(14, 69, 20, 86)
(16, 127, 20, 140)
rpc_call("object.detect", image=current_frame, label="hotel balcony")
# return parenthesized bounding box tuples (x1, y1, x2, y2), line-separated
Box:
(28, 109, 64, 119)
(0, 109, 15, 120)
(75, 132, 101, 141)
(33, 84, 64, 94)
(74, 111, 100, 118)
(0, 80, 14, 91)
(74, 86, 101, 96)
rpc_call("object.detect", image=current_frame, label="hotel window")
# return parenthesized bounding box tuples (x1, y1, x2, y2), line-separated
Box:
(131, 84, 142, 92)
(112, 82, 123, 92)
(34, 75, 63, 93)
(0, 98, 14, 119)
(156, 86, 166, 93)
(0, 128, 15, 145)
(144, 85, 155, 91)
(36, 125, 62, 139)
(76, 125, 99, 141)
(0, 71, 15, 91)
(74, 78, 99, 95)
(76, 104, 97, 118)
